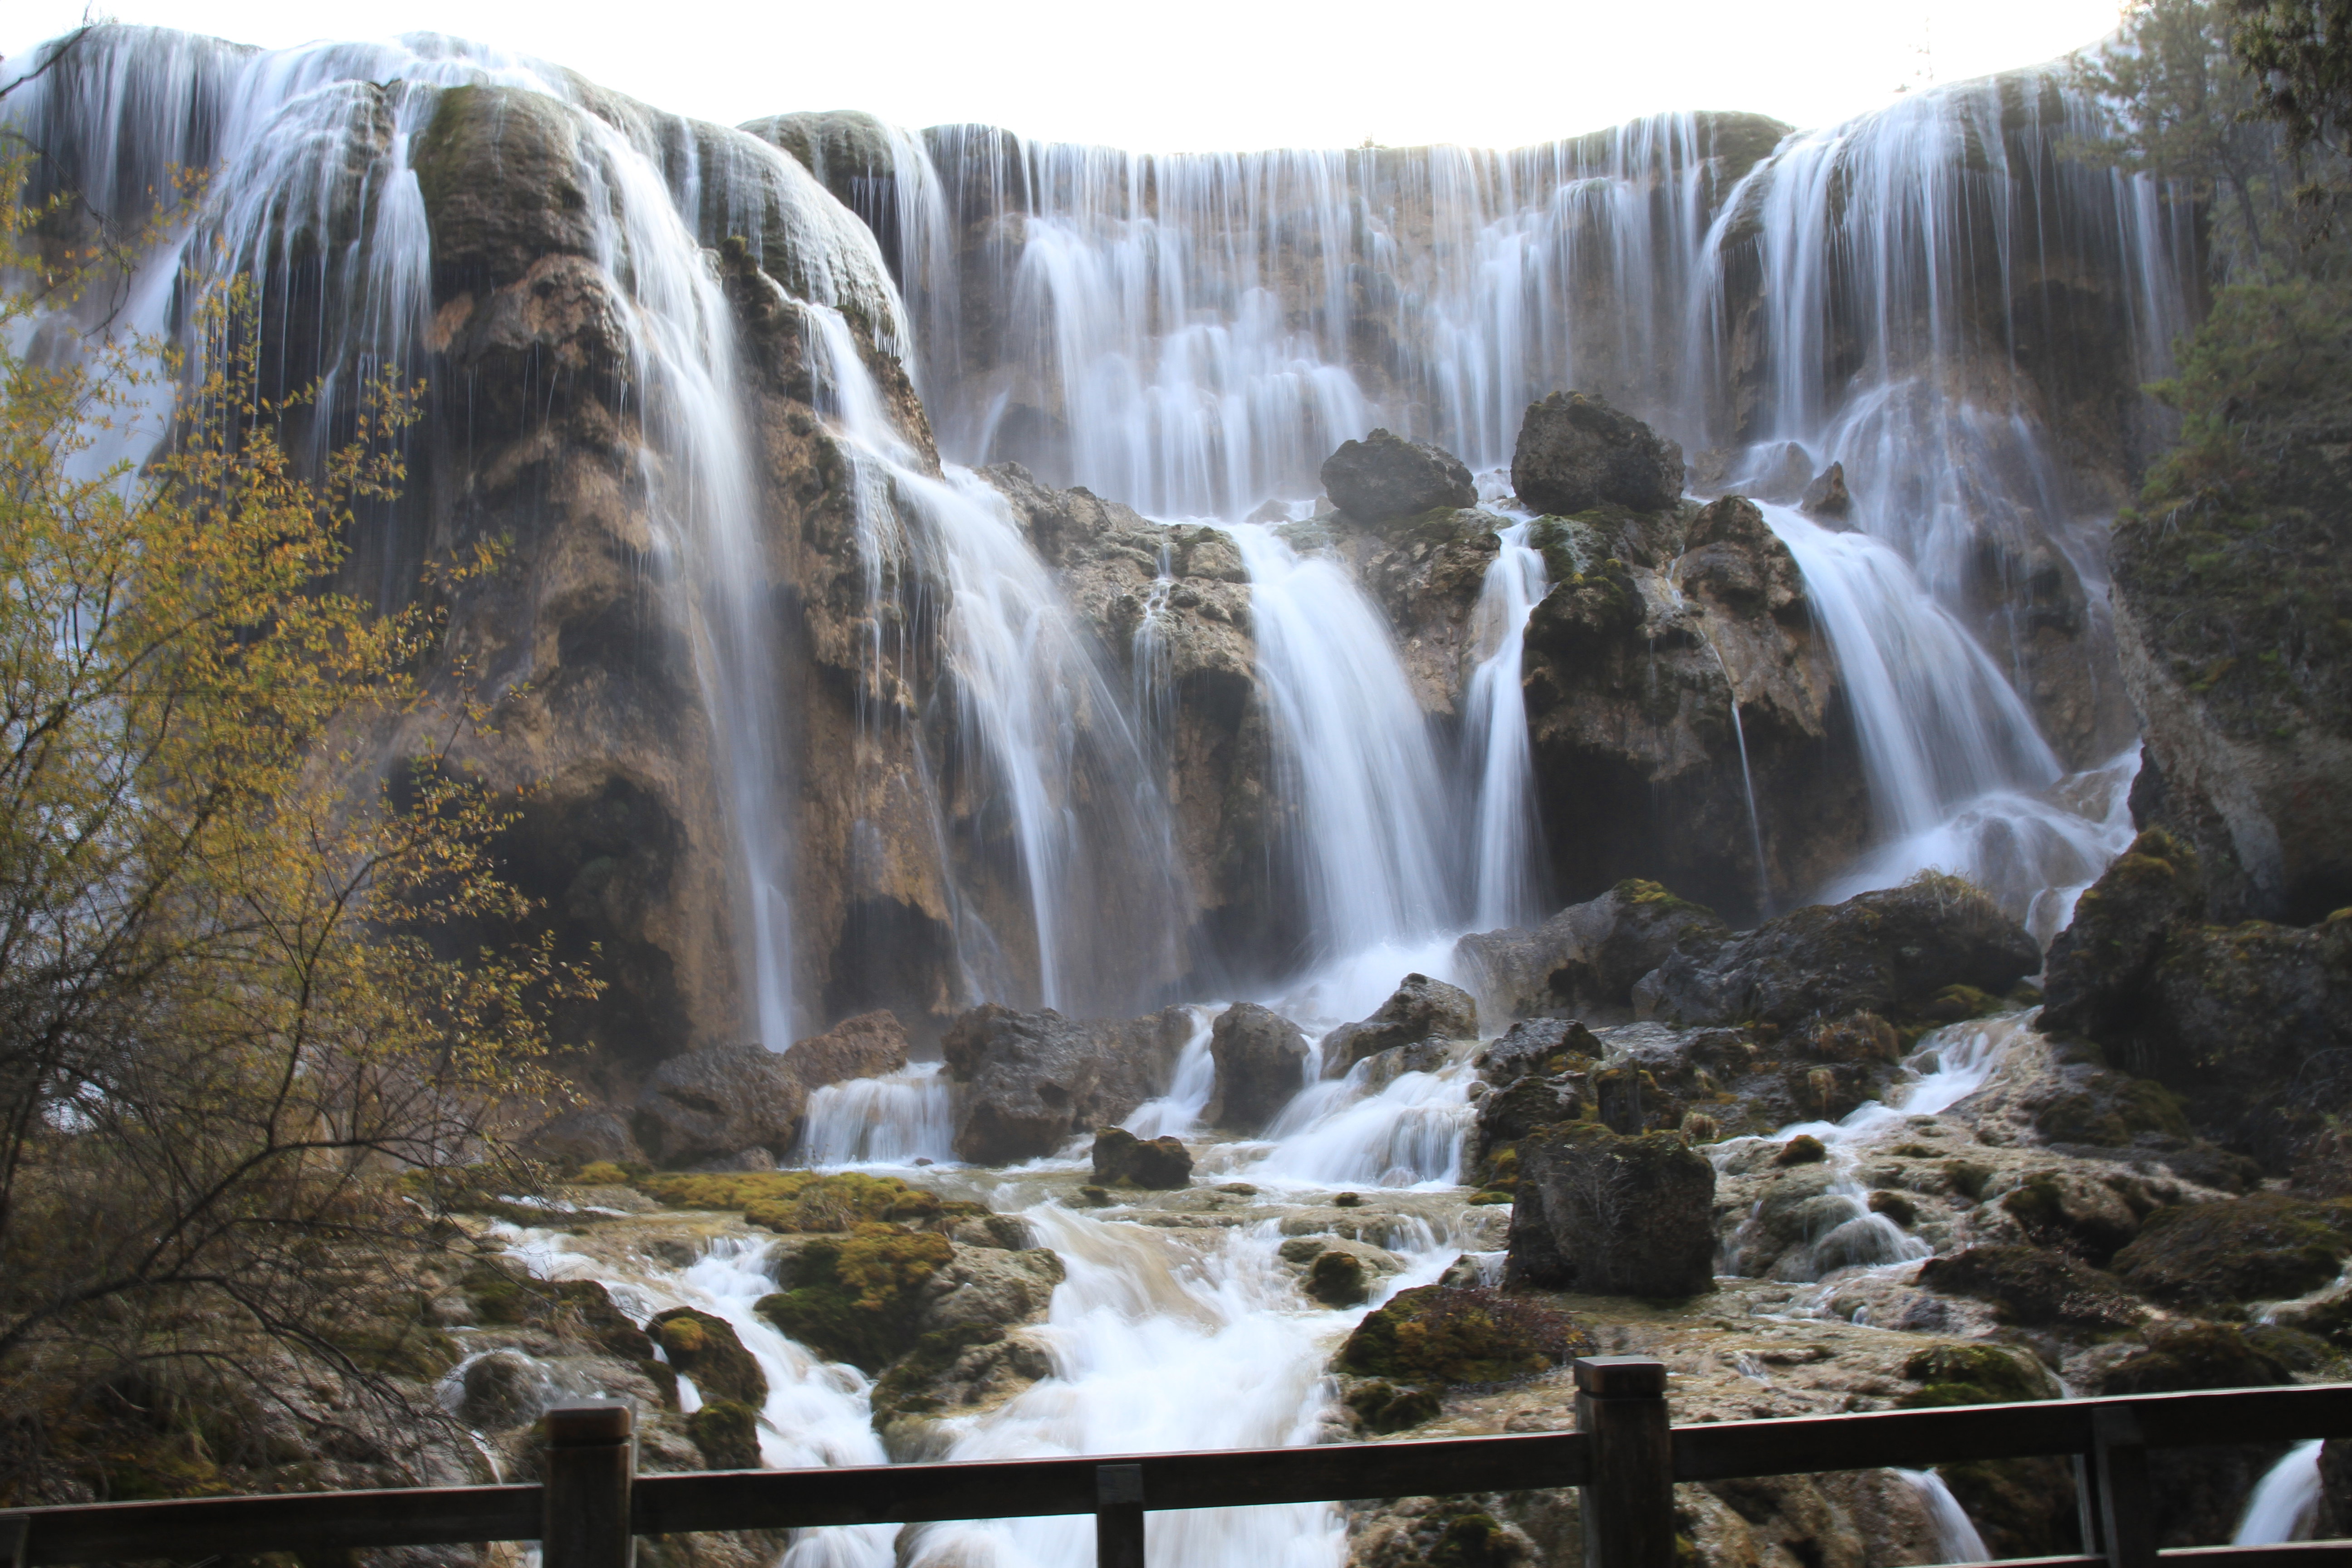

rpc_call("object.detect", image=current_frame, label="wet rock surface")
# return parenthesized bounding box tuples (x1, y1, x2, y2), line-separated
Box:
(1323, 974, 1479, 1078)
(1505, 1124, 1717, 1296)
(1205, 1002, 1312, 1132)
(1321, 429, 1478, 523)
(1455, 881, 1730, 1024)
(1511, 391, 1686, 515)
(1090, 1127, 1196, 1188)
(942, 1003, 1194, 1161)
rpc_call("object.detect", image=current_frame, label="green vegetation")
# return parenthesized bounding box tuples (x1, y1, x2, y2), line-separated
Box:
(2112, 1193, 2352, 1304)
(1336, 1286, 1594, 1386)
(1897, 1344, 2057, 1407)
(636, 1170, 983, 1232)
(684, 1400, 763, 1470)
(756, 1223, 955, 1372)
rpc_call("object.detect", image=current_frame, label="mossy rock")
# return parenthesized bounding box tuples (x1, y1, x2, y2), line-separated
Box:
(636, 1170, 984, 1233)
(1914, 1245, 2144, 1330)
(1306, 1250, 1370, 1307)
(1896, 1343, 2058, 1407)
(2111, 1194, 2352, 1306)
(684, 1399, 762, 1470)
(755, 1222, 953, 1372)
(460, 1263, 653, 1360)
(1336, 1285, 1593, 1386)
(1774, 1134, 1827, 1166)
(649, 1307, 768, 1408)
(870, 1323, 1006, 1418)
(1344, 1379, 1443, 1434)
(2095, 1323, 2294, 1393)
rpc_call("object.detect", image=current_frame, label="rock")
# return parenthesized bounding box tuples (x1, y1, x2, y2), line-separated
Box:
(1453, 881, 1731, 1023)
(942, 1004, 1193, 1163)
(1306, 1250, 1370, 1306)
(1477, 1017, 1604, 1088)
(785, 1009, 909, 1093)
(2110, 1194, 2352, 1307)
(1640, 874, 2041, 1029)
(1204, 1002, 1310, 1132)
(2040, 829, 2352, 1172)
(1320, 429, 1476, 524)
(1322, 974, 1477, 1079)
(915, 1243, 1067, 1336)
(1504, 1123, 1716, 1296)
(685, 1400, 762, 1470)
(1913, 1246, 2146, 1329)
(757, 1224, 955, 1372)
(1799, 460, 1851, 519)
(412, 85, 597, 294)
(1519, 499, 1866, 921)
(647, 1308, 768, 1408)
(1090, 1127, 1194, 1188)
(1510, 391, 1685, 514)
(1336, 1284, 1595, 1383)
(632, 1046, 806, 1169)
(521, 1107, 643, 1170)
(1323, 505, 1508, 719)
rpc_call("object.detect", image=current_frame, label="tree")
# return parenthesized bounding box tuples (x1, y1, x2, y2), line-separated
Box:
(2227, 0, 2352, 158)
(0, 150, 593, 1504)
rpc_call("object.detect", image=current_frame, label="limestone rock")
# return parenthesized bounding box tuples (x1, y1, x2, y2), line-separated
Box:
(942, 1004, 1193, 1162)
(1453, 880, 1730, 1023)
(649, 1307, 768, 1407)
(1320, 429, 1476, 524)
(1322, 974, 1477, 1079)
(632, 1046, 806, 1169)
(786, 1009, 909, 1093)
(522, 1106, 644, 1170)
(1510, 391, 1684, 514)
(1323, 505, 1507, 719)
(412, 85, 597, 294)
(1504, 1122, 1715, 1296)
(1477, 1017, 1604, 1088)
(1913, 1246, 2146, 1330)
(1519, 497, 1866, 921)
(1799, 460, 1851, 519)
(2110, 1194, 2352, 1308)
(1090, 1126, 1195, 1188)
(916, 1243, 1067, 1335)
(1639, 875, 2041, 1029)
(1204, 1002, 1310, 1132)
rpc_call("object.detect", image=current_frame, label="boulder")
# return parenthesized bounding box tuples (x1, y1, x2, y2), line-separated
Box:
(521, 1106, 643, 1170)
(1335, 1284, 1595, 1383)
(1321, 974, 1478, 1079)
(1510, 391, 1684, 514)
(1639, 874, 2041, 1029)
(1913, 1245, 2146, 1329)
(2110, 1194, 2352, 1307)
(1800, 460, 1851, 519)
(632, 1046, 806, 1169)
(2092, 1323, 2297, 1548)
(647, 1307, 768, 1407)
(942, 1004, 1193, 1163)
(1320, 429, 1476, 524)
(1453, 881, 1730, 1023)
(1504, 1122, 1716, 1296)
(1477, 1017, 1603, 1088)
(1090, 1127, 1194, 1188)
(758, 1224, 955, 1372)
(1204, 1003, 1310, 1132)
(786, 1009, 910, 1093)
(2041, 829, 2352, 1172)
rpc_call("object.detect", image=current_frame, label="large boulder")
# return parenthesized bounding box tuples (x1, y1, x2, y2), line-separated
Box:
(1204, 1003, 1310, 1132)
(2042, 829, 2352, 1174)
(632, 1045, 807, 1168)
(1090, 1127, 1194, 1188)
(2110, 1194, 2352, 1308)
(942, 1004, 1193, 1163)
(520, 1106, 644, 1170)
(1510, 391, 1684, 514)
(1504, 1122, 1716, 1296)
(1453, 880, 1730, 1024)
(786, 1009, 910, 1093)
(647, 1307, 769, 1407)
(1640, 874, 2041, 1029)
(1519, 497, 1867, 921)
(1321, 974, 1477, 1079)
(1320, 429, 1476, 524)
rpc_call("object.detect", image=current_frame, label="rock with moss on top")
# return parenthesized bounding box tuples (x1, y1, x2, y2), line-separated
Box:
(1337, 1284, 1593, 1386)
(1090, 1126, 1193, 1189)
(649, 1307, 767, 1408)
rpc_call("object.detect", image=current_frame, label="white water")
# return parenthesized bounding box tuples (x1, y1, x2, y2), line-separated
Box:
(1122, 1007, 1221, 1139)
(801, 1063, 957, 1168)
(1247, 1049, 1479, 1192)
(1897, 1470, 1993, 1565)
(1228, 525, 1459, 963)
(2236, 1441, 2326, 1546)
(1463, 522, 1551, 930)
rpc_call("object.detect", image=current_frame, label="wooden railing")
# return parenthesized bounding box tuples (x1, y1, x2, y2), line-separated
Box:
(4, 1359, 2350, 1568)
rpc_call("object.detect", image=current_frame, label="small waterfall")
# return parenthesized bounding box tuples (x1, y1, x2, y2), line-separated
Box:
(2236, 1441, 2326, 1546)
(1897, 1469, 1993, 1564)
(1246, 1049, 1478, 1191)
(1228, 525, 1460, 966)
(800, 1063, 957, 1168)
(1463, 522, 1550, 930)
(1122, 1008, 1221, 1139)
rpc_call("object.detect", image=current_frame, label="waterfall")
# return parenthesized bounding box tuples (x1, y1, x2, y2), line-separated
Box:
(800, 1063, 957, 1168)
(1228, 525, 1459, 966)
(2237, 1441, 2327, 1546)
(1896, 1470, 1994, 1564)
(1463, 522, 1550, 930)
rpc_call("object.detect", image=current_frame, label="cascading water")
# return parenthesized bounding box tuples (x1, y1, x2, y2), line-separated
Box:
(1463, 522, 1551, 930)
(1896, 1470, 1994, 1565)
(2237, 1441, 2327, 1546)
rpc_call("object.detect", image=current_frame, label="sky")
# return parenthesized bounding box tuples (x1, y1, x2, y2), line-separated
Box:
(1, 0, 2131, 151)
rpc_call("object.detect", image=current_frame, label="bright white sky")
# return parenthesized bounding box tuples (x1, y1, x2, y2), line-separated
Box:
(2, 0, 2130, 151)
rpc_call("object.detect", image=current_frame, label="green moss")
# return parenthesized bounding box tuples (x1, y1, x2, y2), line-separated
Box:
(1921, 984, 2003, 1023)
(1945, 1161, 1994, 1200)
(1869, 1190, 1917, 1226)
(1344, 1380, 1441, 1434)
(871, 1323, 1005, 1417)
(1612, 879, 1719, 921)
(2096, 1323, 2293, 1393)
(684, 1400, 762, 1470)
(2112, 1194, 2352, 1306)
(755, 1222, 953, 1372)
(635, 1170, 982, 1233)
(1336, 1286, 1593, 1386)
(1774, 1134, 1828, 1166)
(1898, 1344, 2054, 1406)
(1306, 1250, 1370, 1307)
(650, 1307, 768, 1406)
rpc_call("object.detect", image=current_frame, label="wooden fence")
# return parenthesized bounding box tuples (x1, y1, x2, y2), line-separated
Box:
(4, 1358, 2351, 1568)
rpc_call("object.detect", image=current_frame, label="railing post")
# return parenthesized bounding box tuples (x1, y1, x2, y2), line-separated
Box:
(544, 1403, 635, 1568)
(0, 1512, 25, 1568)
(1574, 1356, 1676, 1568)
(2091, 1405, 2156, 1568)
(1095, 1462, 1146, 1568)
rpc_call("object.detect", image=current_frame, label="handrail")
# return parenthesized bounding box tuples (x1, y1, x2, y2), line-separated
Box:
(2, 1367, 2347, 1568)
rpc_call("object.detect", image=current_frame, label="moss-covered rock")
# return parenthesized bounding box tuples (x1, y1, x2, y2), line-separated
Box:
(1914, 1245, 2145, 1330)
(634, 1170, 983, 1233)
(684, 1399, 762, 1470)
(2111, 1193, 2352, 1306)
(2095, 1323, 2296, 1394)
(1343, 1379, 1444, 1434)
(1089, 1127, 1194, 1188)
(649, 1308, 767, 1408)
(1896, 1344, 2058, 1407)
(755, 1223, 953, 1372)
(1506, 1123, 1717, 1296)
(1336, 1285, 1593, 1386)
(1897, 1344, 2077, 1558)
